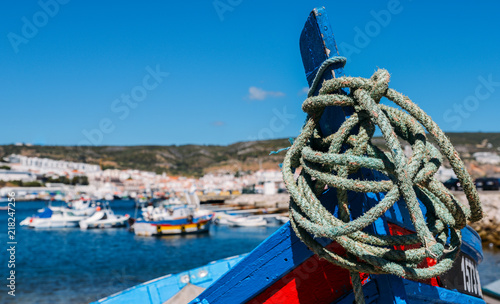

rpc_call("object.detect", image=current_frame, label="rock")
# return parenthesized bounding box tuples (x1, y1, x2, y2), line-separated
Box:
(456, 191, 500, 248)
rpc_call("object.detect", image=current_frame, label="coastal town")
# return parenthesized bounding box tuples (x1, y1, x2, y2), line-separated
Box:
(0, 153, 286, 202)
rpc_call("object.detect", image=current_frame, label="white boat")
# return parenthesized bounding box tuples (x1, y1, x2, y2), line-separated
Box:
(226, 215, 268, 227)
(36, 199, 97, 216)
(66, 199, 98, 216)
(22, 202, 69, 226)
(19, 217, 32, 226)
(26, 208, 88, 228)
(79, 205, 129, 229)
(274, 215, 289, 224)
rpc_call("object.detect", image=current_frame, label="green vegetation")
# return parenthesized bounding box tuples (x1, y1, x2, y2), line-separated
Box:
(0, 180, 44, 187)
(0, 133, 498, 177)
(0, 176, 88, 187)
(44, 175, 89, 185)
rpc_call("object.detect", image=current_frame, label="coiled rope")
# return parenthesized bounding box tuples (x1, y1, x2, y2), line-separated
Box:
(282, 57, 483, 303)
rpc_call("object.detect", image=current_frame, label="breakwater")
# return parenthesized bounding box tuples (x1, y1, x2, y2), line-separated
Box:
(454, 192, 500, 248)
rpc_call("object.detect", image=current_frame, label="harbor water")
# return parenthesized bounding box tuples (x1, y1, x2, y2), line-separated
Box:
(0, 200, 280, 303)
(1, 200, 499, 304)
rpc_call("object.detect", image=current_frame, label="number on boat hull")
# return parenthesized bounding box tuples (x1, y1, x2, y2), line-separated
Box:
(440, 252, 483, 298)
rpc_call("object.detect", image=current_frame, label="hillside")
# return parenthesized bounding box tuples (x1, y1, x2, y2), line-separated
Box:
(0, 139, 291, 177)
(1, 133, 498, 177)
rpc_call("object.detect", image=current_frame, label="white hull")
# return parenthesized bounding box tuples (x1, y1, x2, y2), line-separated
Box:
(79, 207, 129, 229)
(227, 216, 267, 227)
(20, 217, 32, 226)
(69, 207, 96, 216)
(79, 214, 129, 229)
(28, 217, 85, 228)
(25, 208, 88, 229)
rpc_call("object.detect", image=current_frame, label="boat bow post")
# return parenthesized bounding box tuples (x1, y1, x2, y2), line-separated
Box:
(191, 6, 486, 304)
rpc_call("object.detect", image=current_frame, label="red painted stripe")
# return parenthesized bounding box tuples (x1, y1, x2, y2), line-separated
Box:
(386, 222, 441, 287)
(248, 242, 369, 304)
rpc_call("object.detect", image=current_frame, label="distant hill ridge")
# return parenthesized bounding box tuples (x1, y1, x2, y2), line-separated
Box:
(1, 133, 498, 177)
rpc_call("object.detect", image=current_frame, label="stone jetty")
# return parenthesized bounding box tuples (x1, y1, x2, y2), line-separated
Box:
(454, 191, 500, 248)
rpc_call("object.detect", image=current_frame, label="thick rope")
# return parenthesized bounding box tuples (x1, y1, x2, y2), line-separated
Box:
(282, 57, 483, 303)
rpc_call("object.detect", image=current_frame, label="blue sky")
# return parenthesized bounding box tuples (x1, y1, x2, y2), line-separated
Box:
(1, 0, 500, 146)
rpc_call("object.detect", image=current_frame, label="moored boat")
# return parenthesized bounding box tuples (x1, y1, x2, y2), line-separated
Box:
(79, 204, 129, 229)
(66, 198, 99, 216)
(91, 254, 246, 304)
(133, 206, 214, 236)
(26, 207, 88, 228)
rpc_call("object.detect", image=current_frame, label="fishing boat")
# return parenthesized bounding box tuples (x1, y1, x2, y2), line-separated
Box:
(91, 254, 246, 304)
(24, 207, 88, 228)
(132, 213, 213, 236)
(133, 205, 214, 236)
(95, 7, 488, 304)
(79, 203, 130, 229)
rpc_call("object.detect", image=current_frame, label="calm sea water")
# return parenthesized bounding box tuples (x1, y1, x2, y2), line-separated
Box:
(0, 200, 499, 304)
(0, 200, 281, 303)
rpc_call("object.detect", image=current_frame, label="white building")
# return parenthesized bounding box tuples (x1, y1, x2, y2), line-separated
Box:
(0, 170, 36, 182)
(5, 154, 101, 175)
(473, 152, 500, 165)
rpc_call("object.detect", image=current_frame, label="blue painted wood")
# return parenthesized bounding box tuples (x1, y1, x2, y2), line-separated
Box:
(335, 277, 487, 304)
(402, 278, 486, 303)
(461, 226, 484, 264)
(299, 7, 347, 136)
(300, 7, 391, 237)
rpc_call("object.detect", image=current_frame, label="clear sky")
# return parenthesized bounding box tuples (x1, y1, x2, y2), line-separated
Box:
(1, 1, 500, 146)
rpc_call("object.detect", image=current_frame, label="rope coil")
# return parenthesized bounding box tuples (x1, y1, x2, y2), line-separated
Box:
(282, 57, 483, 301)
